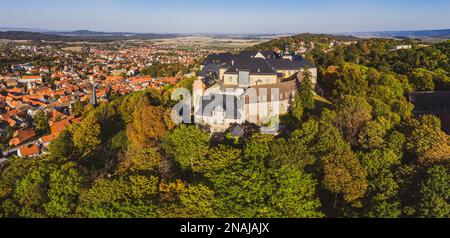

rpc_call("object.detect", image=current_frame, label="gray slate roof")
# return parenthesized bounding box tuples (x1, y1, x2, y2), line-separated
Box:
(195, 93, 242, 119)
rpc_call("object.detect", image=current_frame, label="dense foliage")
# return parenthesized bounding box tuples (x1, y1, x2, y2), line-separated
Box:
(1, 37, 449, 218)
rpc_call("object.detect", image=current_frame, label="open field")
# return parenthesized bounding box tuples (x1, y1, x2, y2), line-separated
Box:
(149, 36, 271, 50)
(61, 46, 84, 52)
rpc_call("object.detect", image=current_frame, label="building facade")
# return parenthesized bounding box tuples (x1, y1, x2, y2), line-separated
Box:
(195, 49, 317, 132)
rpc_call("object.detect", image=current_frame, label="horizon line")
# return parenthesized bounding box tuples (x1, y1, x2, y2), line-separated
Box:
(1, 26, 449, 36)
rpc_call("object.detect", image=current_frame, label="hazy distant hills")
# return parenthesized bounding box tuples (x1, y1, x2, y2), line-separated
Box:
(49, 30, 181, 39)
(0, 29, 181, 42)
(344, 29, 450, 39)
(0, 28, 449, 42)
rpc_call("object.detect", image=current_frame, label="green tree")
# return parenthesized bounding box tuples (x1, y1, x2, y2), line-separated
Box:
(178, 184, 216, 218)
(410, 68, 435, 91)
(417, 166, 450, 218)
(44, 162, 84, 217)
(270, 166, 323, 218)
(162, 125, 210, 171)
(33, 110, 49, 135)
(195, 144, 241, 177)
(72, 113, 102, 157)
(298, 69, 315, 111)
(48, 129, 76, 160)
(119, 147, 162, 174)
(212, 158, 323, 218)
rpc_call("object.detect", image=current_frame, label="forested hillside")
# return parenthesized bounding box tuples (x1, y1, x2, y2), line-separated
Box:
(0, 36, 449, 218)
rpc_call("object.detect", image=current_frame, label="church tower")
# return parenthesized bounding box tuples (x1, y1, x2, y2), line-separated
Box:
(90, 82, 98, 106)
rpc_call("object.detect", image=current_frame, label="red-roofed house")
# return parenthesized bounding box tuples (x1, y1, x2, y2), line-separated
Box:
(19, 75, 42, 84)
(9, 128, 36, 146)
(18, 143, 40, 158)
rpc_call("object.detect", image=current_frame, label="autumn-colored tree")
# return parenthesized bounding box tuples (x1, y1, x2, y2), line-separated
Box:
(118, 147, 162, 175)
(72, 113, 102, 157)
(321, 145, 368, 207)
(335, 95, 372, 144)
(126, 103, 174, 148)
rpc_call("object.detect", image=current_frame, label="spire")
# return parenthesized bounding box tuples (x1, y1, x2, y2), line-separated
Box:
(90, 82, 98, 106)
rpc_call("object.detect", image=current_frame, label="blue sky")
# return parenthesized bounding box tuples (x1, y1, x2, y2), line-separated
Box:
(1, 0, 449, 33)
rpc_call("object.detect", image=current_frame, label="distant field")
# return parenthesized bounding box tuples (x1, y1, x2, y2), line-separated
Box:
(62, 46, 83, 52)
(150, 36, 271, 50)
(0, 39, 30, 44)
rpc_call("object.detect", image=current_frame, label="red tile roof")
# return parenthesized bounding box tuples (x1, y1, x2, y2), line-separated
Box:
(18, 144, 40, 157)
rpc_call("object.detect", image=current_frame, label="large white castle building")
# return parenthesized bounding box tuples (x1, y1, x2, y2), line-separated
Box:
(193, 48, 317, 132)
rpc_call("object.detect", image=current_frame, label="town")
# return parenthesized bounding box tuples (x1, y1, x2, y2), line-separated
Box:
(0, 38, 236, 160)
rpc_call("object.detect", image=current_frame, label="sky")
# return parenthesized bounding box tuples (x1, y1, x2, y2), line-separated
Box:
(1, 0, 450, 34)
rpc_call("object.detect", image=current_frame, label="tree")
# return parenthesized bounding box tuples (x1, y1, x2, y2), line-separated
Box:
(12, 166, 49, 217)
(128, 175, 159, 199)
(79, 178, 130, 214)
(334, 63, 369, 97)
(358, 117, 392, 150)
(419, 131, 450, 165)
(291, 93, 304, 121)
(119, 147, 162, 174)
(48, 129, 76, 160)
(44, 162, 84, 217)
(195, 144, 241, 177)
(33, 110, 49, 135)
(410, 68, 435, 91)
(321, 145, 368, 208)
(335, 95, 372, 144)
(417, 166, 450, 218)
(212, 158, 273, 218)
(406, 115, 442, 157)
(212, 158, 323, 218)
(269, 119, 318, 170)
(244, 134, 273, 160)
(269, 166, 323, 218)
(178, 184, 216, 218)
(360, 149, 401, 217)
(162, 125, 210, 171)
(126, 103, 174, 148)
(298, 69, 315, 111)
(72, 113, 101, 157)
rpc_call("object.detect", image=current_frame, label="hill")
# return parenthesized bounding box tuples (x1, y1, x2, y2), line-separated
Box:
(0, 30, 181, 42)
(343, 29, 450, 40)
(249, 33, 358, 51)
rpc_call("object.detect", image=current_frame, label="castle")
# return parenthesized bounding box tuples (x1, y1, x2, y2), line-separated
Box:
(193, 48, 317, 132)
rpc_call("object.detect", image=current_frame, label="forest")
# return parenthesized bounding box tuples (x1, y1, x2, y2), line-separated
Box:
(0, 36, 449, 218)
